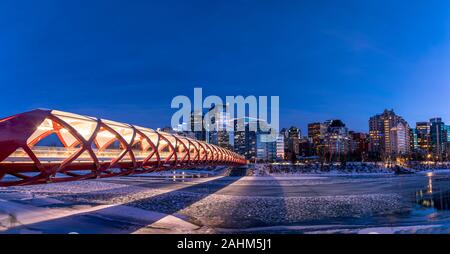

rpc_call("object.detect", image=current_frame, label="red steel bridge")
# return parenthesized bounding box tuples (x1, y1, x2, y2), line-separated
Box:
(0, 109, 246, 186)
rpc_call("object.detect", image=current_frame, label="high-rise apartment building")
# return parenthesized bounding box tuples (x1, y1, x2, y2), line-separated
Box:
(390, 122, 409, 155)
(368, 109, 410, 160)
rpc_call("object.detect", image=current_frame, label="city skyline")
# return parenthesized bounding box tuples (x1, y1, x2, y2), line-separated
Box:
(279, 109, 450, 135)
(1, 1, 450, 133)
(164, 106, 450, 163)
(2, 106, 448, 136)
(3, 1, 450, 237)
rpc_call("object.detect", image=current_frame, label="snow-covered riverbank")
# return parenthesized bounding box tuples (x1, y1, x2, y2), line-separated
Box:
(178, 192, 404, 229)
(251, 163, 450, 177)
(1, 172, 450, 234)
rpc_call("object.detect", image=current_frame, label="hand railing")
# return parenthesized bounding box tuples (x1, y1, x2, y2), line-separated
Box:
(3, 146, 177, 163)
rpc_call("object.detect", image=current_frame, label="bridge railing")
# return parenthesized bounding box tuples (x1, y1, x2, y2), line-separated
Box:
(0, 109, 246, 186)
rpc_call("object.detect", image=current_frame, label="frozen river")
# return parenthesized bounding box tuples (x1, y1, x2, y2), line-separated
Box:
(2, 171, 450, 233)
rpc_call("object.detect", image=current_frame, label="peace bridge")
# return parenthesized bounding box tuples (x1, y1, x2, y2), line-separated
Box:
(0, 109, 246, 186)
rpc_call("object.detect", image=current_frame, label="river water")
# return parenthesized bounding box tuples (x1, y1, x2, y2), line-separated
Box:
(189, 171, 450, 233)
(3, 171, 450, 234)
(207, 171, 450, 233)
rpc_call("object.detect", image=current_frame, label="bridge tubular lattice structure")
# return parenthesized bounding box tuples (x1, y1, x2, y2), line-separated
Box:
(0, 109, 246, 186)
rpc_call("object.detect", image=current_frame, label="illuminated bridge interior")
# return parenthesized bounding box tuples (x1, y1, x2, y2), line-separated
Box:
(0, 109, 246, 186)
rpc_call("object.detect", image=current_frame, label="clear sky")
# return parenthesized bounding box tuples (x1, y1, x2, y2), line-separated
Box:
(1, 0, 450, 134)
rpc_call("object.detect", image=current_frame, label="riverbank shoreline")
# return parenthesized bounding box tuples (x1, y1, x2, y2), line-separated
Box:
(1, 172, 450, 234)
(252, 166, 450, 177)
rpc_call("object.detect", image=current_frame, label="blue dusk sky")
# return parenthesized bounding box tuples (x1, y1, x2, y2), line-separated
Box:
(1, 0, 450, 133)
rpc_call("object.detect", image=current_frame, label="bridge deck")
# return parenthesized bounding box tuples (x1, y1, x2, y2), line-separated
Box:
(0, 109, 246, 186)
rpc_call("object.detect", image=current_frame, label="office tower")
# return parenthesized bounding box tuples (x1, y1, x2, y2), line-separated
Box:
(281, 128, 289, 157)
(349, 132, 369, 161)
(188, 110, 206, 141)
(446, 125, 450, 142)
(256, 133, 277, 162)
(430, 118, 447, 160)
(446, 125, 450, 159)
(323, 120, 350, 160)
(276, 134, 285, 160)
(416, 122, 431, 155)
(308, 122, 327, 155)
(206, 104, 232, 150)
(255, 118, 278, 162)
(285, 126, 300, 161)
(409, 128, 418, 153)
(233, 118, 257, 161)
(298, 137, 313, 157)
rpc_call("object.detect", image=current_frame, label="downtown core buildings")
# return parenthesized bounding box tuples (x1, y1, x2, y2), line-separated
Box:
(283, 109, 450, 163)
(368, 109, 410, 160)
(173, 106, 450, 163)
(367, 110, 450, 162)
(174, 106, 284, 162)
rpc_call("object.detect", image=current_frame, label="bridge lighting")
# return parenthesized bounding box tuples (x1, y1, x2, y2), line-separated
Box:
(0, 109, 246, 186)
